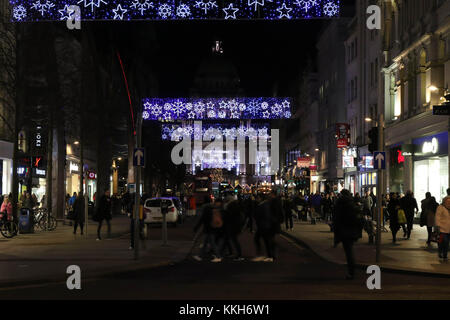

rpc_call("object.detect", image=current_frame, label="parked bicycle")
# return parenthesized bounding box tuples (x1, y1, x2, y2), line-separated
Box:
(33, 207, 57, 231)
(0, 212, 18, 238)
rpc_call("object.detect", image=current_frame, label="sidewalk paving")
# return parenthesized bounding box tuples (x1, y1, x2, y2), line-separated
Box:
(0, 215, 194, 287)
(282, 220, 450, 276)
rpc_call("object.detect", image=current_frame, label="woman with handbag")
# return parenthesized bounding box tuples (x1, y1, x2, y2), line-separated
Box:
(435, 196, 450, 261)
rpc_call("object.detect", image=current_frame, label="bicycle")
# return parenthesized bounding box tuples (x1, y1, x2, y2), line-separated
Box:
(0, 212, 18, 238)
(34, 208, 57, 231)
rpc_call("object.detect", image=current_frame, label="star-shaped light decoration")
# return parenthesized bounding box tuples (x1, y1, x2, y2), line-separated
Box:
(58, 4, 74, 20)
(113, 4, 127, 20)
(276, 3, 292, 19)
(223, 3, 238, 19)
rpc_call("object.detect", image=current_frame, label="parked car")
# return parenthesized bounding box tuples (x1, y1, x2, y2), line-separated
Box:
(144, 197, 178, 226)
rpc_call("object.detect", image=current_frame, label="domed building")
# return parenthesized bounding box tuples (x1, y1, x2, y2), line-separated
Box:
(190, 40, 244, 97)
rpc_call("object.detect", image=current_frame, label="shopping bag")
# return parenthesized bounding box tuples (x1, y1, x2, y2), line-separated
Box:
(397, 209, 407, 224)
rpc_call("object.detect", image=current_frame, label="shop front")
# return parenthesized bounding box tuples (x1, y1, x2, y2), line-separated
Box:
(357, 146, 377, 196)
(412, 132, 448, 204)
(31, 167, 47, 203)
(66, 159, 80, 196)
(342, 147, 358, 195)
(0, 140, 13, 195)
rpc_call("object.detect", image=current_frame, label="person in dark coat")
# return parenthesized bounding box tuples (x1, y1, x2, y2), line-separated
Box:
(421, 192, 439, 245)
(387, 192, 401, 243)
(193, 198, 224, 262)
(252, 191, 284, 262)
(283, 195, 294, 230)
(73, 193, 85, 235)
(96, 189, 112, 240)
(322, 193, 332, 222)
(400, 190, 418, 239)
(222, 197, 245, 260)
(333, 189, 363, 279)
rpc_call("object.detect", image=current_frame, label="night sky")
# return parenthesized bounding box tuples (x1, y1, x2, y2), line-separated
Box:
(152, 20, 323, 97)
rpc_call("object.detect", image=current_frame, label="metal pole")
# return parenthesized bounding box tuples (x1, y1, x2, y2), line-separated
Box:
(162, 209, 168, 246)
(134, 112, 142, 260)
(376, 113, 384, 263)
(84, 194, 88, 237)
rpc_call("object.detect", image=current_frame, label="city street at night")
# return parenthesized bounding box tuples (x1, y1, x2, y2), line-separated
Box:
(0, 0, 450, 307)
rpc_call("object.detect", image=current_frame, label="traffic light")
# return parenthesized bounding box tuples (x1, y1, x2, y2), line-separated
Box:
(368, 127, 378, 153)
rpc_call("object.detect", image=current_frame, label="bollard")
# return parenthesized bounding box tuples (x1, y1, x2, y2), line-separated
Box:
(161, 202, 168, 246)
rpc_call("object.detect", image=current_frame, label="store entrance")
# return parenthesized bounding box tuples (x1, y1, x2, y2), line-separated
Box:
(414, 156, 448, 204)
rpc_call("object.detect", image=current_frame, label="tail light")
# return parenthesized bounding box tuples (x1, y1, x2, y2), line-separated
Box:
(169, 207, 175, 212)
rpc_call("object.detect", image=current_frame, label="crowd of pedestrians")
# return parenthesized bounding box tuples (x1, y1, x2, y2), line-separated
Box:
(192, 190, 285, 263)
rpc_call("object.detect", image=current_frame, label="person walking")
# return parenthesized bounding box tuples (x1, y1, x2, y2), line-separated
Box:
(222, 196, 245, 261)
(283, 195, 294, 231)
(96, 189, 112, 240)
(193, 198, 224, 262)
(436, 196, 450, 261)
(72, 193, 85, 235)
(322, 193, 332, 222)
(387, 192, 401, 243)
(421, 192, 439, 246)
(435, 196, 450, 261)
(69, 192, 77, 208)
(400, 191, 418, 239)
(0, 195, 13, 221)
(362, 192, 373, 216)
(252, 191, 284, 262)
(333, 189, 364, 280)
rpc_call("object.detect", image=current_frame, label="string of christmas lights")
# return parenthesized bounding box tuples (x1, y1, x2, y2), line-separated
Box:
(161, 122, 271, 141)
(10, 0, 339, 21)
(143, 97, 291, 121)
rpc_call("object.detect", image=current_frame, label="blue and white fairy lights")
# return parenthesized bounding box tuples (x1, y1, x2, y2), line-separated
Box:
(161, 123, 271, 141)
(142, 97, 291, 120)
(10, 0, 339, 21)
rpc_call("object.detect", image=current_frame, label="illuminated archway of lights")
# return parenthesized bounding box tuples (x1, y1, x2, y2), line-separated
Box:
(10, 0, 339, 21)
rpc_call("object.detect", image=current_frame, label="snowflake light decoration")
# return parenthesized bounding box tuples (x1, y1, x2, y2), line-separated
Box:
(294, 0, 317, 12)
(248, 0, 272, 11)
(32, 0, 55, 16)
(323, 1, 338, 17)
(176, 3, 191, 18)
(77, 0, 107, 12)
(13, 0, 337, 21)
(143, 98, 290, 120)
(158, 3, 172, 18)
(13, 5, 27, 20)
(195, 0, 218, 14)
(142, 111, 150, 120)
(131, 0, 154, 15)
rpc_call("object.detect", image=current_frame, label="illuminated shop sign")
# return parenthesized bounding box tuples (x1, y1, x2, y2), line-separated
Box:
(70, 162, 79, 173)
(422, 137, 438, 155)
(412, 132, 447, 157)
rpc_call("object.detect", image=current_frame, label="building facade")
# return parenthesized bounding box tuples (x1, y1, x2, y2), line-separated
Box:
(381, 0, 450, 204)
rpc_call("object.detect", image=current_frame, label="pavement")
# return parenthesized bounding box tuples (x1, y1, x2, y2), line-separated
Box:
(282, 219, 450, 276)
(0, 215, 195, 288)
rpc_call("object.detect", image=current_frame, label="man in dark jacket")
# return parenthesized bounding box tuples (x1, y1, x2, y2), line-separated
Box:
(400, 190, 418, 239)
(333, 189, 363, 279)
(252, 191, 284, 262)
(73, 193, 85, 235)
(387, 192, 401, 243)
(222, 197, 245, 260)
(96, 189, 112, 240)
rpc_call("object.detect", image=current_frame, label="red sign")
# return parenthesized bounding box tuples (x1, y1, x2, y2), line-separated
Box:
(309, 165, 317, 171)
(87, 171, 97, 180)
(336, 123, 350, 148)
(297, 157, 311, 168)
(397, 150, 405, 164)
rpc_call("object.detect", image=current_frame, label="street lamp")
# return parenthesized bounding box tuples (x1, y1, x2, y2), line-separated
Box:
(365, 117, 372, 122)
(74, 141, 80, 145)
